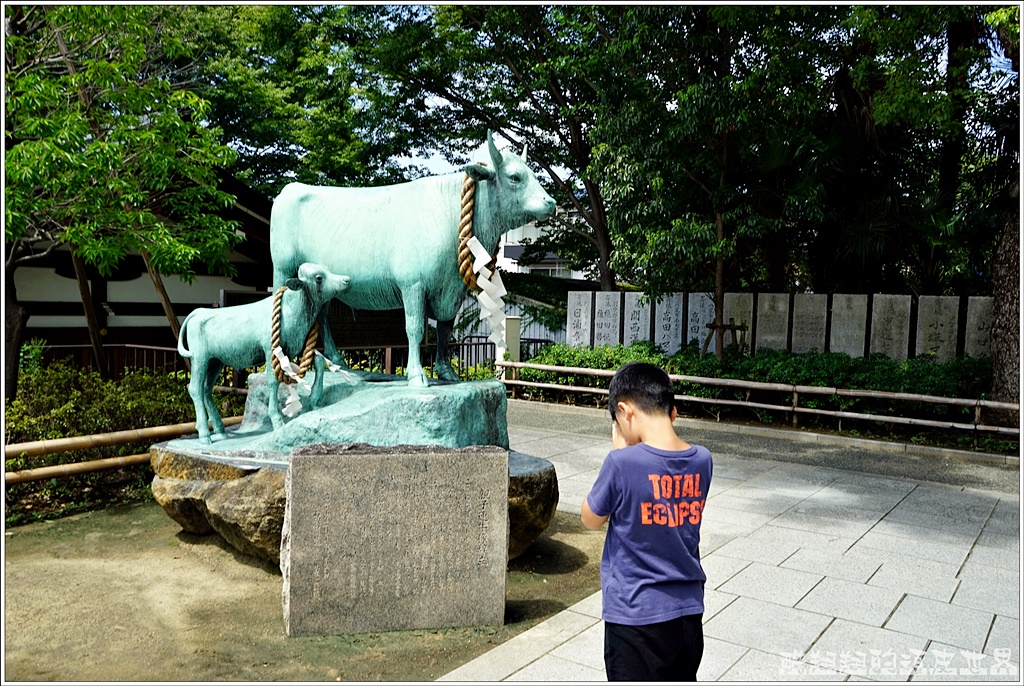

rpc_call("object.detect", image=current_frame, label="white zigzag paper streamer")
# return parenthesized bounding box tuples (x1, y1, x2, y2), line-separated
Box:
(272, 346, 312, 417)
(466, 236, 507, 349)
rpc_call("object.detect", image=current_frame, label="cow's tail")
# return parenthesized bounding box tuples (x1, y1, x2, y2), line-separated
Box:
(177, 311, 197, 359)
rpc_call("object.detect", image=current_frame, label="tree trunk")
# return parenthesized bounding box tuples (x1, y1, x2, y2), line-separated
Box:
(989, 180, 1019, 424)
(714, 209, 725, 361)
(141, 249, 181, 341)
(70, 248, 108, 378)
(142, 249, 190, 371)
(4, 267, 29, 401)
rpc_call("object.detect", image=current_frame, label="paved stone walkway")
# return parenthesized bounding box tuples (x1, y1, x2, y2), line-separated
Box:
(441, 400, 1020, 682)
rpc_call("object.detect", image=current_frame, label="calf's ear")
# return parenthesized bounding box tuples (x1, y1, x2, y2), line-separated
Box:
(285, 277, 303, 291)
(464, 163, 495, 182)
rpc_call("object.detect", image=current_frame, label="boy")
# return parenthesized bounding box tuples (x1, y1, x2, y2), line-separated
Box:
(582, 361, 713, 681)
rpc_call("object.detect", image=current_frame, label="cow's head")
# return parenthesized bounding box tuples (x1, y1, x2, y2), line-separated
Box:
(465, 131, 557, 228)
(286, 263, 351, 306)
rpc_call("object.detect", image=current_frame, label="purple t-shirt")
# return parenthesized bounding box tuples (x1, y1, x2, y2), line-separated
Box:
(586, 442, 713, 626)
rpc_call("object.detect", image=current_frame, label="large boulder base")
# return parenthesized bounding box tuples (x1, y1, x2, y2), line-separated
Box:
(150, 445, 558, 564)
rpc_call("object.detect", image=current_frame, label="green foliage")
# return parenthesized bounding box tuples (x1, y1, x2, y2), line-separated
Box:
(18, 338, 48, 375)
(4, 359, 247, 526)
(183, 5, 402, 196)
(518, 342, 998, 430)
(5, 5, 241, 280)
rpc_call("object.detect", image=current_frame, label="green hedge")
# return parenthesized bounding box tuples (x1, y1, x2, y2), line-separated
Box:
(5, 359, 248, 526)
(519, 341, 997, 431)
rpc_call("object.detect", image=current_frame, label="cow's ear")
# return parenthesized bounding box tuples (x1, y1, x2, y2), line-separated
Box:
(464, 163, 495, 182)
(285, 277, 302, 291)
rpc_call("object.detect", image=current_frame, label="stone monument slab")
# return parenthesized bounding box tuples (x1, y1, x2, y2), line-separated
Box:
(830, 294, 867, 357)
(792, 294, 827, 354)
(282, 444, 509, 636)
(965, 296, 993, 358)
(687, 292, 715, 347)
(566, 291, 593, 348)
(654, 293, 684, 355)
(593, 292, 622, 346)
(724, 292, 753, 349)
(915, 295, 959, 361)
(870, 294, 911, 360)
(755, 293, 789, 352)
(623, 292, 652, 346)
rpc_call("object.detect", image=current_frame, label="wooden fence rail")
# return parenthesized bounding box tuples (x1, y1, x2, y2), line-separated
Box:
(495, 361, 1019, 437)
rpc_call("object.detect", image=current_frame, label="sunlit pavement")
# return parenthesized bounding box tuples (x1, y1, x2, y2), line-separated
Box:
(440, 399, 1020, 682)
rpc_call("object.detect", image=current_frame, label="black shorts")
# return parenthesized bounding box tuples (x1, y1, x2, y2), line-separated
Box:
(604, 613, 704, 682)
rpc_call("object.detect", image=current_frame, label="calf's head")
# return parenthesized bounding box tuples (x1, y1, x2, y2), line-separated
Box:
(465, 131, 557, 233)
(285, 263, 351, 308)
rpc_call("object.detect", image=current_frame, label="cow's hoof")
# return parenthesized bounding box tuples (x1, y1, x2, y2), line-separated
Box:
(198, 435, 212, 445)
(434, 362, 460, 382)
(407, 370, 429, 387)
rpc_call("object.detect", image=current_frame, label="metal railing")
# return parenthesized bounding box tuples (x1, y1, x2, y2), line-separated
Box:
(38, 338, 556, 383)
(496, 361, 1020, 438)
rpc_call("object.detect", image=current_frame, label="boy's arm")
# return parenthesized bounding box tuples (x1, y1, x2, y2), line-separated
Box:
(581, 497, 609, 530)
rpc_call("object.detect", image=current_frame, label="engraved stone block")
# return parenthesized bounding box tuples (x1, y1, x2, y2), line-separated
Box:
(566, 291, 593, 348)
(965, 296, 993, 358)
(623, 292, 652, 346)
(282, 445, 509, 636)
(593, 292, 622, 346)
(830, 294, 867, 357)
(915, 295, 959, 361)
(792, 294, 827, 354)
(724, 293, 753, 348)
(755, 293, 789, 352)
(687, 292, 715, 346)
(870, 294, 912, 360)
(654, 293, 684, 355)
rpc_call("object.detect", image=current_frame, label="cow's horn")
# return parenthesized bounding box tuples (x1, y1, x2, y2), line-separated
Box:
(521, 142, 528, 161)
(487, 130, 503, 167)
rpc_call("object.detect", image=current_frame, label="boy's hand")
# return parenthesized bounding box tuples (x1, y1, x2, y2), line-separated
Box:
(611, 420, 627, 450)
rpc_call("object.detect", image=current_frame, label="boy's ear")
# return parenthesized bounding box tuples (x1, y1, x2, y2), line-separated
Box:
(616, 401, 634, 422)
(670, 406, 678, 421)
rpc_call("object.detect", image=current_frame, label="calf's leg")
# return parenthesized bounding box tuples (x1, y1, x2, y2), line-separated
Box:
(187, 359, 213, 444)
(204, 360, 227, 439)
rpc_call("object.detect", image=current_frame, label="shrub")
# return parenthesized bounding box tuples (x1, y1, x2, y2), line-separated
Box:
(4, 359, 247, 526)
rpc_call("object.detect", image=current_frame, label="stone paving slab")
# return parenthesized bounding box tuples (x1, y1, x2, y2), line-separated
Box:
(780, 547, 882, 583)
(697, 637, 750, 680)
(702, 596, 834, 656)
(716, 562, 823, 607)
(908, 642, 1020, 682)
(722, 646, 848, 681)
(802, 619, 930, 679)
(795, 576, 904, 626)
(866, 554, 961, 602)
(986, 615, 1020, 663)
(885, 594, 995, 653)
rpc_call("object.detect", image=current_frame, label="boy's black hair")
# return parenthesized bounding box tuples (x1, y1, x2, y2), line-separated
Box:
(608, 362, 676, 420)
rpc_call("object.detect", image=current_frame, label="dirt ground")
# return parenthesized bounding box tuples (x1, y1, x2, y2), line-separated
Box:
(3, 501, 603, 682)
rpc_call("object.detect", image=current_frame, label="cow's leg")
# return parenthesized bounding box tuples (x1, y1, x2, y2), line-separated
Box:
(264, 370, 288, 430)
(433, 317, 459, 382)
(204, 361, 227, 439)
(188, 360, 212, 444)
(267, 370, 285, 430)
(401, 282, 429, 387)
(310, 354, 326, 409)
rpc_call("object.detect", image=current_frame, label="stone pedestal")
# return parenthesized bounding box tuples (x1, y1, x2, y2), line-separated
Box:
(282, 445, 508, 636)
